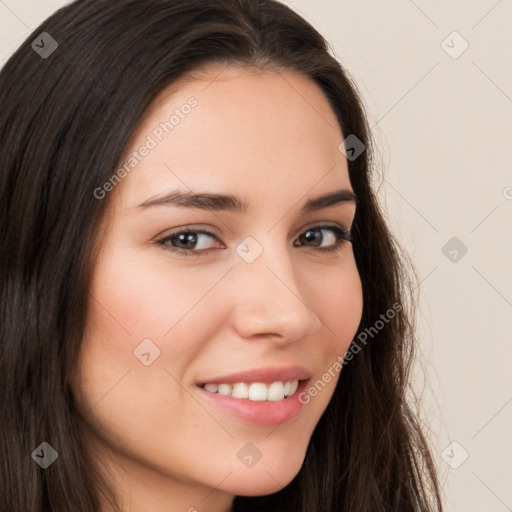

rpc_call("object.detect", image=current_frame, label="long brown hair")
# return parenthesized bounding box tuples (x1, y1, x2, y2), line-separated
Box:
(0, 1, 443, 510)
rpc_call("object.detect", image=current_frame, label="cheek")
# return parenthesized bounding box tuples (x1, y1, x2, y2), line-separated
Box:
(74, 248, 212, 410)
(71, 252, 223, 475)
(312, 257, 363, 354)
(85, 243, 230, 363)
(298, 258, 363, 410)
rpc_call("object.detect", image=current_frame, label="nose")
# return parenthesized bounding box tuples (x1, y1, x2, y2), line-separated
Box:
(229, 237, 321, 344)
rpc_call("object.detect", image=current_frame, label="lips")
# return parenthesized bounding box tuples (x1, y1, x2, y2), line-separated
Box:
(195, 365, 313, 425)
(197, 378, 311, 426)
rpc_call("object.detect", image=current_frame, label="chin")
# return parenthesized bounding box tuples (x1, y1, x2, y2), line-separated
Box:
(227, 472, 297, 497)
(224, 450, 306, 497)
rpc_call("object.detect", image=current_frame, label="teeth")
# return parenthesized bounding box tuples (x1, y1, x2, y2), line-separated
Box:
(217, 384, 232, 396)
(201, 380, 299, 401)
(248, 382, 267, 401)
(232, 382, 249, 399)
(267, 381, 285, 401)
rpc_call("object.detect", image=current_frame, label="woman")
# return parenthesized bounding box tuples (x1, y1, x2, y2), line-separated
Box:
(0, 0, 444, 511)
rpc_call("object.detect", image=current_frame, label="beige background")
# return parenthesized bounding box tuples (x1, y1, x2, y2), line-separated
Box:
(1, 1, 511, 510)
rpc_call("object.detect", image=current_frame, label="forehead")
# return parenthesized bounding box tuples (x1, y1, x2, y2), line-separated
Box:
(112, 65, 351, 211)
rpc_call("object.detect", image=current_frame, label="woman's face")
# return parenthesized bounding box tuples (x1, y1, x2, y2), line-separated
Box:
(71, 65, 363, 511)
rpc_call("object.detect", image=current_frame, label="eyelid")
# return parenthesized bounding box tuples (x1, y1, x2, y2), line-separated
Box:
(300, 220, 351, 235)
(296, 223, 352, 245)
(296, 220, 352, 242)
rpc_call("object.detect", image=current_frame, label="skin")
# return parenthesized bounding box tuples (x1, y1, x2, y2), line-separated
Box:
(70, 65, 364, 512)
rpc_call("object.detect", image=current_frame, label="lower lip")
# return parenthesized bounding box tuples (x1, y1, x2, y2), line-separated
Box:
(196, 379, 310, 426)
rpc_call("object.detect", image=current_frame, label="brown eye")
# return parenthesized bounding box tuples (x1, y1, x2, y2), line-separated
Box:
(157, 229, 222, 257)
(294, 225, 352, 253)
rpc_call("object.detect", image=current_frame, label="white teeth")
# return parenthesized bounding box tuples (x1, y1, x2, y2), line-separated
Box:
(248, 382, 267, 401)
(217, 383, 232, 396)
(288, 379, 298, 396)
(231, 382, 249, 399)
(201, 380, 299, 401)
(267, 381, 285, 401)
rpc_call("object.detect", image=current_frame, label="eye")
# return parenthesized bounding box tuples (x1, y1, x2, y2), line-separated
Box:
(293, 224, 352, 253)
(156, 228, 222, 256)
(155, 224, 352, 257)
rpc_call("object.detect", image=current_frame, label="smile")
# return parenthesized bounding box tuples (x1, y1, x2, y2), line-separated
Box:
(199, 380, 299, 401)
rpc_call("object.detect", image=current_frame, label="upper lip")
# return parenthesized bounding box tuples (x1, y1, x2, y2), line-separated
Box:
(196, 365, 312, 385)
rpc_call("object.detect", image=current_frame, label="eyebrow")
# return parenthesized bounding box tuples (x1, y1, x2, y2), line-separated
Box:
(136, 188, 357, 214)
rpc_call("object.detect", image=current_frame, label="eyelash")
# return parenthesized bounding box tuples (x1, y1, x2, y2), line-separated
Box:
(155, 224, 353, 258)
